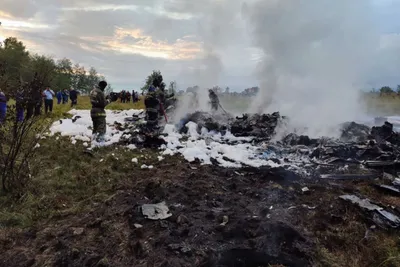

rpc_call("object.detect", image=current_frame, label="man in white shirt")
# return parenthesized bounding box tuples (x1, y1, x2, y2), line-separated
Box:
(43, 87, 55, 114)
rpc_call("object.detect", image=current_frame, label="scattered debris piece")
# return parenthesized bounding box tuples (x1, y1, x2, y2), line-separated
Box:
(132, 158, 138, 163)
(71, 227, 84, 236)
(141, 202, 172, 220)
(133, 224, 143, 229)
(220, 216, 229, 226)
(320, 174, 377, 180)
(141, 164, 154, 169)
(301, 187, 310, 193)
(373, 184, 400, 196)
(339, 195, 400, 228)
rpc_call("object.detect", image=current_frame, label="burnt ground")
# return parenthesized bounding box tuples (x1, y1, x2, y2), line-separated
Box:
(0, 151, 399, 267)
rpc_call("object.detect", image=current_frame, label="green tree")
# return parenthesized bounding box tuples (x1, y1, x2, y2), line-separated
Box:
(28, 54, 56, 88)
(0, 36, 109, 96)
(141, 70, 166, 93)
(52, 58, 73, 91)
(85, 67, 100, 93)
(380, 86, 394, 95)
(104, 83, 113, 95)
(72, 64, 86, 93)
(0, 37, 30, 92)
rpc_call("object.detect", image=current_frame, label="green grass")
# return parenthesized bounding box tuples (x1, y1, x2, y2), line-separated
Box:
(50, 96, 145, 118)
(0, 137, 162, 228)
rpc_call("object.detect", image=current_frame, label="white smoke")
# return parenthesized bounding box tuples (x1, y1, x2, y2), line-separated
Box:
(172, 0, 244, 123)
(243, 0, 380, 138)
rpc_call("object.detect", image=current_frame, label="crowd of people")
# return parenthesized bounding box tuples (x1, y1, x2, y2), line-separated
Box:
(118, 90, 140, 103)
(0, 87, 80, 123)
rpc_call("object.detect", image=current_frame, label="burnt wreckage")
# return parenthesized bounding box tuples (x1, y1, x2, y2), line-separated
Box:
(117, 111, 400, 229)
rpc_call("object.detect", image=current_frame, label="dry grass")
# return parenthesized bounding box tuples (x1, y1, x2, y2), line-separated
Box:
(0, 137, 162, 228)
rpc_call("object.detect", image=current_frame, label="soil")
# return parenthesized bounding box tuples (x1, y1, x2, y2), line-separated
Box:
(0, 157, 398, 267)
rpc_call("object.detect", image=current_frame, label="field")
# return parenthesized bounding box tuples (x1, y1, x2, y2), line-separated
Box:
(0, 94, 399, 267)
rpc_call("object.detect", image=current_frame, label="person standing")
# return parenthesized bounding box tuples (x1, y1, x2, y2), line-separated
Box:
(15, 90, 24, 122)
(144, 85, 160, 130)
(90, 81, 110, 142)
(69, 88, 78, 107)
(208, 89, 219, 111)
(62, 89, 69, 104)
(43, 87, 55, 114)
(0, 90, 7, 123)
(56, 90, 62, 104)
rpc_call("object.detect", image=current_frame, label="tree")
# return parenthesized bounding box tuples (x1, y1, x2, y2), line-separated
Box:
(0, 36, 110, 95)
(141, 70, 166, 93)
(72, 64, 87, 93)
(379, 86, 394, 96)
(211, 86, 222, 94)
(168, 81, 177, 94)
(29, 54, 56, 87)
(396, 85, 400, 94)
(104, 83, 113, 95)
(225, 87, 230, 94)
(0, 37, 30, 92)
(85, 67, 100, 93)
(52, 58, 73, 91)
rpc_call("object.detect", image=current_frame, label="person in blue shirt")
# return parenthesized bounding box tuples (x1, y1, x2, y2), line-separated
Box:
(43, 87, 55, 114)
(62, 89, 69, 104)
(0, 90, 7, 123)
(56, 90, 62, 104)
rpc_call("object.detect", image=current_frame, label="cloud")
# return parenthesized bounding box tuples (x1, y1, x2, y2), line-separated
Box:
(0, 0, 400, 95)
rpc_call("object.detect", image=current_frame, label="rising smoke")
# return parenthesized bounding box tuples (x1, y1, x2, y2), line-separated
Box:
(172, 0, 243, 123)
(243, 0, 380, 138)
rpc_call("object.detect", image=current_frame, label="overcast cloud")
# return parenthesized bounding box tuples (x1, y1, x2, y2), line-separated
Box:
(1, 0, 400, 92)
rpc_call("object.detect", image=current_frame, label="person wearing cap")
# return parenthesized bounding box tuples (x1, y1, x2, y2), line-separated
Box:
(144, 85, 160, 130)
(90, 81, 110, 142)
(208, 89, 219, 111)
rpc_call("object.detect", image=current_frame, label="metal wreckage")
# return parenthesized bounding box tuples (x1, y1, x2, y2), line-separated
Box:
(113, 101, 400, 229)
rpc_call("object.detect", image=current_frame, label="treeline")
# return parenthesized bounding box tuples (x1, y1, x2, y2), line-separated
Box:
(0, 37, 112, 96)
(372, 85, 400, 95)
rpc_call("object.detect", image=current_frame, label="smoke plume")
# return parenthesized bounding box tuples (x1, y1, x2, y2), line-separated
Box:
(172, 0, 243, 122)
(243, 0, 379, 138)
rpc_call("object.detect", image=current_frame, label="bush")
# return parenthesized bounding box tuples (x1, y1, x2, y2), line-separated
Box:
(0, 81, 50, 193)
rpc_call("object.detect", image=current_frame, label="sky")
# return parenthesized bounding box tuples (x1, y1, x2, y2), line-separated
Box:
(1, 0, 400, 92)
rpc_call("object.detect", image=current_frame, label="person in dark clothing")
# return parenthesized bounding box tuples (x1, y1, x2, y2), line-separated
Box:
(120, 90, 126, 103)
(90, 81, 111, 142)
(209, 89, 219, 111)
(69, 89, 78, 107)
(28, 89, 43, 117)
(15, 90, 24, 122)
(145, 86, 160, 130)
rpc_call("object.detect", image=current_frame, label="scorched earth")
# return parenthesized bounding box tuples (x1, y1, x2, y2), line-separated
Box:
(1, 108, 400, 267)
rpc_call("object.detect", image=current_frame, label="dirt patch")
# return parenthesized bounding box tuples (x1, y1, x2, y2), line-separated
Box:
(0, 160, 399, 267)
